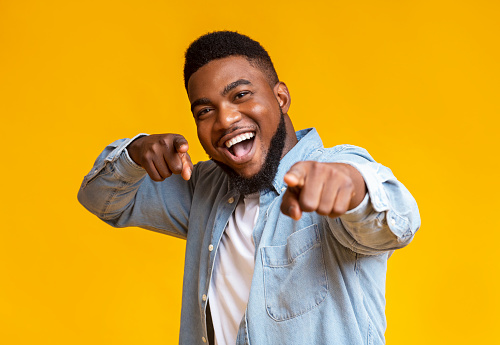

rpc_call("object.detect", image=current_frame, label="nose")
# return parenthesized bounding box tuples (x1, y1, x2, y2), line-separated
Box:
(215, 104, 242, 130)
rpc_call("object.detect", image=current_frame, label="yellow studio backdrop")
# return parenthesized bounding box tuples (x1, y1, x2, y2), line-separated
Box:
(0, 0, 498, 344)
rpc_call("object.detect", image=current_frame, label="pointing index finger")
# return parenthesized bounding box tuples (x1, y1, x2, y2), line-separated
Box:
(284, 164, 306, 188)
(171, 135, 192, 180)
(180, 152, 193, 181)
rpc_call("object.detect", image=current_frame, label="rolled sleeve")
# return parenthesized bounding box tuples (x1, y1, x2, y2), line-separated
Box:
(324, 145, 420, 255)
(80, 133, 148, 188)
(114, 147, 147, 181)
(77, 133, 194, 239)
(343, 192, 370, 219)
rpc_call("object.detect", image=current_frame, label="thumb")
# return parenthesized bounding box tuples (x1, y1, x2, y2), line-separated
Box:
(173, 135, 189, 154)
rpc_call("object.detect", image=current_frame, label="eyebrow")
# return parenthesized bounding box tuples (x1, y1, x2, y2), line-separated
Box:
(221, 79, 252, 96)
(190, 79, 253, 113)
(190, 97, 211, 113)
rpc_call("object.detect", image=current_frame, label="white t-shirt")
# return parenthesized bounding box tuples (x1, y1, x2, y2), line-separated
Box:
(208, 193, 260, 345)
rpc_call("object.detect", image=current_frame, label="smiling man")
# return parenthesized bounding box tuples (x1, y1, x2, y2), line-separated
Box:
(78, 31, 420, 345)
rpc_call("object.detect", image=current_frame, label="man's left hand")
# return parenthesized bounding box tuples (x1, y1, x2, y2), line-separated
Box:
(281, 162, 367, 220)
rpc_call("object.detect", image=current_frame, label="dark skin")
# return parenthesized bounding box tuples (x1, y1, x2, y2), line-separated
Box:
(128, 56, 366, 220)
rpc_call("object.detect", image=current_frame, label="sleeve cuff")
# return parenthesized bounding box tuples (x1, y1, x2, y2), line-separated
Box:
(341, 192, 371, 222)
(108, 133, 148, 181)
(112, 149, 147, 181)
(327, 160, 390, 213)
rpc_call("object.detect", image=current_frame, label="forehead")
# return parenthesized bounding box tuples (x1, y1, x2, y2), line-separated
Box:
(187, 56, 269, 101)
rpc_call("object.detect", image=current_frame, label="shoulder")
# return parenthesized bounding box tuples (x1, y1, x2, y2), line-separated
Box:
(295, 128, 373, 162)
(313, 144, 375, 163)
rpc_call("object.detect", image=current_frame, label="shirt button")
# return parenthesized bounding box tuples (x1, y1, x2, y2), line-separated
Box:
(390, 218, 396, 226)
(202, 294, 207, 301)
(202, 336, 207, 343)
(208, 244, 214, 251)
(281, 187, 286, 192)
(228, 197, 235, 204)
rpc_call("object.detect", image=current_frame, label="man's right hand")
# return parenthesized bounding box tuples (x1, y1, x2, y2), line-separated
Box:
(127, 134, 193, 181)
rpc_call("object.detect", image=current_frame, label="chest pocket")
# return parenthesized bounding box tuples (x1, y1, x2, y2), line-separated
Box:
(260, 224, 328, 321)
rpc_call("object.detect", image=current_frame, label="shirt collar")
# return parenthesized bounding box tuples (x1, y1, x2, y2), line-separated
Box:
(270, 128, 323, 195)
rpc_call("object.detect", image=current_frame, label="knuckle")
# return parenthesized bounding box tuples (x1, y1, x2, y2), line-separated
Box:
(344, 179, 353, 189)
(329, 167, 339, 178)
(171, 163, 182, 174)
(316, 205, 331, 216)
(159, 138, 171, 149)
(333, 204, 348, 215)
(310, 161, 322, 171)
(300, 199, 317, 212)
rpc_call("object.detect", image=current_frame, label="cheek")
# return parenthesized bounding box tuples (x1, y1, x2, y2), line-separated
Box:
(249, 102, 281, 135)
(247, 102, 268, 116)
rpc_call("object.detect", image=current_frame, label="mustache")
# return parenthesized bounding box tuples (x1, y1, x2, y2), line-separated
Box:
(216, 125, 254, 146)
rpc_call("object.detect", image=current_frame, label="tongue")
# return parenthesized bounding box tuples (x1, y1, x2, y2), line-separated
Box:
(232, 139, 253, 158)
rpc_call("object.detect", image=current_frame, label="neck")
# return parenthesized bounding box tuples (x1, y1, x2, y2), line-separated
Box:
(280, 114, 298, 160)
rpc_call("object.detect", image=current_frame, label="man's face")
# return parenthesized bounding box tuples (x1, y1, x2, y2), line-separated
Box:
(187, 56, 287, 180)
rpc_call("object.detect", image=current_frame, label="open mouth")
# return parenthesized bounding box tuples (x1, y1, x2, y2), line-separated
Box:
(225, 132, 255, 158)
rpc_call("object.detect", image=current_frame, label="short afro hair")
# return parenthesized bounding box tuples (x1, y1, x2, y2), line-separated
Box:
(183, 31, 279, 91)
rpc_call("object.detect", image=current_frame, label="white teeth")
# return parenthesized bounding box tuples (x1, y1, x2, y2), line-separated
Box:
(225, 132, 255, 148)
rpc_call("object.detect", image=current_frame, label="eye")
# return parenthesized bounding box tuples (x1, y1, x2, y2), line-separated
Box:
(234, 91, 252, 100)
(196, 108, 212, 119)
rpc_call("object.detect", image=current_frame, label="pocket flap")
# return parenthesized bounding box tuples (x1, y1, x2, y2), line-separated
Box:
(262, 224, 320, 267)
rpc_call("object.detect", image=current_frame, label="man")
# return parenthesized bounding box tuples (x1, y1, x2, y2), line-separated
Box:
(78, 31, 420, 345)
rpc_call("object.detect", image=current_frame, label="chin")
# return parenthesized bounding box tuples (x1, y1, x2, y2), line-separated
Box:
(233, 162, 264, 179)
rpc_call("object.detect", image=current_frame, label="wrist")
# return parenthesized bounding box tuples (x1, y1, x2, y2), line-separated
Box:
(126, 135, 147, 166)
(341, 163, 367, 210)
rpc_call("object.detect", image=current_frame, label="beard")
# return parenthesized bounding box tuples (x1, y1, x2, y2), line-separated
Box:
(211, 110, 287, 195)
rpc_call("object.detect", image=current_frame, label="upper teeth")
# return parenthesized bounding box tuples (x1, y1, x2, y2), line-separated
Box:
(225, 132, 255, 148)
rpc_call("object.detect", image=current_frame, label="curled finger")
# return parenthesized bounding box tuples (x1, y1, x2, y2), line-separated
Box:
(280, 187, 303, 220)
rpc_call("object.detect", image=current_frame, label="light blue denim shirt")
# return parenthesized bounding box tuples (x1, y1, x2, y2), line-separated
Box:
(78, 128, 420, 345)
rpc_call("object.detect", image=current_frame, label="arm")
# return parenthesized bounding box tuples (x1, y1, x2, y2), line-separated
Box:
(77, 134, 195, 239)
(280, 145, 420, 255)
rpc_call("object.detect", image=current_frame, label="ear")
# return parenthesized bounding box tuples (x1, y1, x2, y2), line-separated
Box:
(274, 82, 291, 114)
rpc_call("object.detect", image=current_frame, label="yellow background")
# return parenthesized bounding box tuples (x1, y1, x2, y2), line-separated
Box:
(1, 0, 498, 344)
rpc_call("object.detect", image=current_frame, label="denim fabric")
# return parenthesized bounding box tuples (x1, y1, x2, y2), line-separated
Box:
(78, 128, 420, 345)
